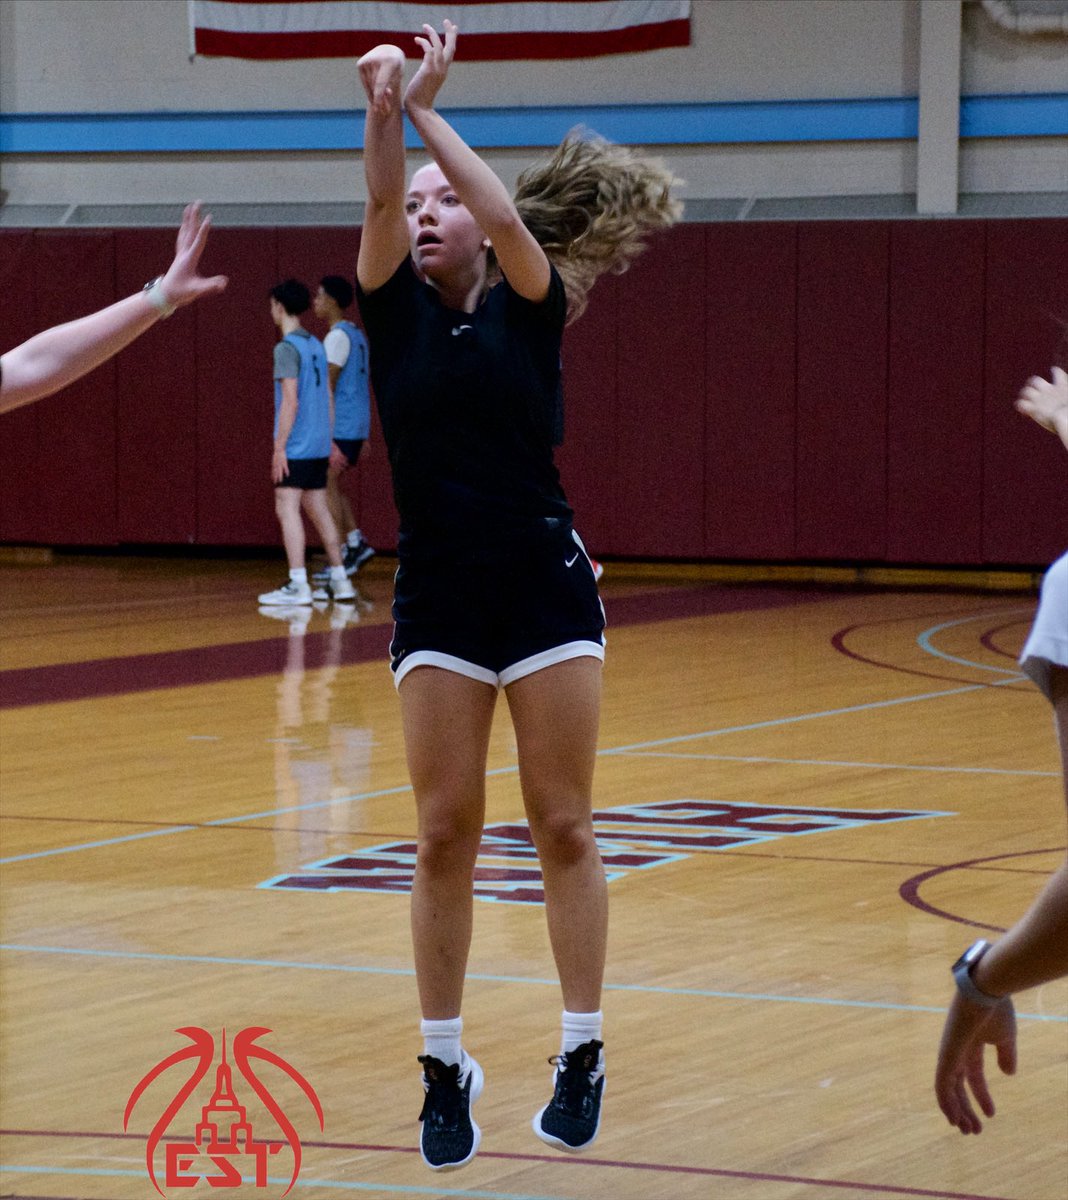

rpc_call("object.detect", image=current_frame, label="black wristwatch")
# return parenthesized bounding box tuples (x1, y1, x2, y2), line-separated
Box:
(951, 939, 1003, 1008)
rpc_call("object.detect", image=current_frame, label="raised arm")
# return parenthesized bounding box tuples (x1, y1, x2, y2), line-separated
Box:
(356, 44, 411, 293)
(0, 202, 226, 414)
(403, 21, 550, 303)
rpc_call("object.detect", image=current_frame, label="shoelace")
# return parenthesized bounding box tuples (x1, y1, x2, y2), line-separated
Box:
(418, 1055, 465, 1129)
(547, 1041, 602, 1115)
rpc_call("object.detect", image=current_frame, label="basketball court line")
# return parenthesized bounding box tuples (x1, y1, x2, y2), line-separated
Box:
(0, 1149, 1029, 1200)
(915, 610, 1033, 677)
(0, 1165, 561, 1200)
(0, 679, 1025, 865)
(1, 944, 1062, 1021)
(615, 751, 1057, 776)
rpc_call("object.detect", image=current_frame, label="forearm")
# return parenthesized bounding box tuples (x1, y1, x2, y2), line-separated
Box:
(0, 291, 161, 414)
(364, 100, 406, 211)
(406, 107, 519, 237)
(973, 859, 1068, 996)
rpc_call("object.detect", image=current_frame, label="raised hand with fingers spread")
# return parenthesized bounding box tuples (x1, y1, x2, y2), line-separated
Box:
(403, 20, 457, 115)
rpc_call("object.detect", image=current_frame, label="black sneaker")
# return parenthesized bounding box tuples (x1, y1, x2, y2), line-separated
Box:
(343, 538, 375, 574)
(417, 1051, 482, 1170)
(532, 1038, 604, 1152)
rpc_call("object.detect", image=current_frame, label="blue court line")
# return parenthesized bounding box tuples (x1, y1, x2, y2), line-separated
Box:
(1, 944, 1063, 1022)
(598, 681, 1008, 757)
(617, 751, 1058, 777)
(916, 610, 1032, 678)
(1, 680, 1022, 864)
(2, 93, 1064, 154)
(0, 824, 197, 865)
(0, 1165, 560, 1199)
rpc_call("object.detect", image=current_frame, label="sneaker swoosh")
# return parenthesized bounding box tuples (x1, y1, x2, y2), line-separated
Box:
(565, 554, 579, 568)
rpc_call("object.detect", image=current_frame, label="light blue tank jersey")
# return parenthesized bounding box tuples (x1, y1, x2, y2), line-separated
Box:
(332, 320, 371, 440)
(274, 330, 331, 459)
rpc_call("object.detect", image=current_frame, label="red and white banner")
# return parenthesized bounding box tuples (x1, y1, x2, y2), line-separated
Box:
(190, 1, 691, 61)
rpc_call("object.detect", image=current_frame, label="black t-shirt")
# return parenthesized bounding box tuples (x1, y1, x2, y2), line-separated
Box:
(356, 257, 572, 563)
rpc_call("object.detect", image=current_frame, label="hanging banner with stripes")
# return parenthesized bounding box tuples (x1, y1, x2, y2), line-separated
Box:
(190, 1, 691, 61)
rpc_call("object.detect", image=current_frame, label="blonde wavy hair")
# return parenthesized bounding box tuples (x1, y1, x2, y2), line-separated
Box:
(507, 130, 683, 322)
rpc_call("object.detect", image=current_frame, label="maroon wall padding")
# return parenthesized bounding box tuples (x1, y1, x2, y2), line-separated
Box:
(615, 224, 706, 557)
(982, 219, 1068, 565)
(193, 228, 279, 546)
(558, 273, 620, 554)
(704, 223, 797, 559)
(113, 230, 199, 544)
(33, 231, 119, 545)
(0, 233, 41, 543)
(3, 218, 1065, 566)
(886, 222, 986, 564)
(796, 222, 890, 560)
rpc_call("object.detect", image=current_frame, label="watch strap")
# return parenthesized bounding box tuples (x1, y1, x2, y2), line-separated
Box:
(143, 276, 176, 319)
(951, 939, 1003, 1008)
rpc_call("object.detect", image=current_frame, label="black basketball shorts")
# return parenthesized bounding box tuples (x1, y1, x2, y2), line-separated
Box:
(390, 526, 605, 689)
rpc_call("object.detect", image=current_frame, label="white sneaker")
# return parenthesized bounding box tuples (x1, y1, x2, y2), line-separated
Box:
(258, 580, 313, 606)
(313, 575, 356, 603)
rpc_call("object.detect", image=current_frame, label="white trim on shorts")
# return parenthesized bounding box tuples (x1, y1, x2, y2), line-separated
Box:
(1020, 550, 1068, 703)
(394, 639, 605, 691)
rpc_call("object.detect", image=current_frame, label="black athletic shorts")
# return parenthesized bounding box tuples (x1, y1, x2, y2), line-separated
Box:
(390, 523, 605, 689)
(276, 457, 329, 490)
(333, 438, 365, 467)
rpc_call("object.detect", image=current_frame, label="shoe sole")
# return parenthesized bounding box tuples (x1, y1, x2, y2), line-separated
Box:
(531, 1076, 604, 1153)
(421, 1056, 483, 1171)
(258, 596, 313, 606)
(311, 589, 357, 604)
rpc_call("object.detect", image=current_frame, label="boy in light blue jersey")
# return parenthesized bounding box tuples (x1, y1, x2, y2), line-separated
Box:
(313, 275, 376, 579)
(260, 279, 355, 607)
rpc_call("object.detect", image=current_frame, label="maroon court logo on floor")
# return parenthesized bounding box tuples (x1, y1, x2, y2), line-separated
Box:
(124, 1026, 323, 1195)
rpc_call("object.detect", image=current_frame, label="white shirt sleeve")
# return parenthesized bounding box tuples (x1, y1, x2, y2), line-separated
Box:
(324, 328, 351, 368)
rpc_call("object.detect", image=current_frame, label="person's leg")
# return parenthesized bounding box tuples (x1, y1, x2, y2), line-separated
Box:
(505, 657, 606, 1012)
(274, 486, 307, 570)
(324, 467, 355, 542)
(401, 666, 498, 1018)
(300, 488, 344, 568)
(399, 665, 497, 1170)
(505, 655, 608, 1153)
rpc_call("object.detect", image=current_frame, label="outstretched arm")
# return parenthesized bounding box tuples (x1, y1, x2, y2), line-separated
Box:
(356, 44, 410, 293)
(935, 673, 1068, 1133)
(1016, 365, 1068, 451)
(403, 21, 550, 303)
(0, 202, 227, 414)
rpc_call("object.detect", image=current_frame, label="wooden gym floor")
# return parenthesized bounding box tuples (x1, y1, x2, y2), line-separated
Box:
(0, 553, 1065, 1200)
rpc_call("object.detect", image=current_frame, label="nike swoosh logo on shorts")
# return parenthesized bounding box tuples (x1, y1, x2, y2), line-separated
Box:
(565, 554, 579, 567)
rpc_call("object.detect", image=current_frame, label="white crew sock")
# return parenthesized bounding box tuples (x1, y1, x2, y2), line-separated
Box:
(329, 565, 347, 584)
(346, 528, 363, 547)
(288, 567, 308, 585)
(421, 1016, 463, 1067)
(561, 1009, 603, 1056)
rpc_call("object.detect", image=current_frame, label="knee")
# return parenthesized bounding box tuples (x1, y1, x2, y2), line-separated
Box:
(528, 806, 596, 868)
(417, 804, 483, 875)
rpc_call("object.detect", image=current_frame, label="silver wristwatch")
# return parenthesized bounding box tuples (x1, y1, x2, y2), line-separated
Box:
(951, 939, 1003, 1008)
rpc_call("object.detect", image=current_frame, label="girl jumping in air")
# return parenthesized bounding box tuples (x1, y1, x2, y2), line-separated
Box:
(355, 19, 679, 1170)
